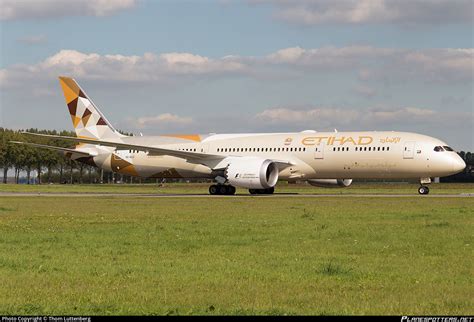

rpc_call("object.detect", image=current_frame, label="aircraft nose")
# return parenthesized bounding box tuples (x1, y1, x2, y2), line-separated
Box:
(452, 155, 466, 173)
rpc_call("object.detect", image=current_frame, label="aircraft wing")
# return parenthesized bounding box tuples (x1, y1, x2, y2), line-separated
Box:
(20, 132, 222, 164)
(10, 140, 96, 157)
(20, 132, 295, 170)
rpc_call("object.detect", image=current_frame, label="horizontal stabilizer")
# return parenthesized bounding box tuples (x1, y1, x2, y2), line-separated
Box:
(9, 141, 96, 157)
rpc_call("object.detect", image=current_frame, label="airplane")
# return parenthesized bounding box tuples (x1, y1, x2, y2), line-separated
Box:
(13, 76, 466, 195)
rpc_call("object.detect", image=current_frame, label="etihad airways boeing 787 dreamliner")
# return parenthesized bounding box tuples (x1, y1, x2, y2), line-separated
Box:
(14, 77, 466, 195)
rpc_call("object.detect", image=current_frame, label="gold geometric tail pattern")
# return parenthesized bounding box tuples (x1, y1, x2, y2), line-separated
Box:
(59, 76, 123, 141)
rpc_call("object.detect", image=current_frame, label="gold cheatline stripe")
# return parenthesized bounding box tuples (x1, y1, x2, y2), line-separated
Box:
(162, 134, 201, 142)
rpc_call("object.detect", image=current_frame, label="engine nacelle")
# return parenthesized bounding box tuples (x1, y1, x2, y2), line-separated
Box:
(225, 157, 279, 189)
(307, 179, 353, 188)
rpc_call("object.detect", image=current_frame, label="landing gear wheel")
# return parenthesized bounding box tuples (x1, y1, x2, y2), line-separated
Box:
(418, 186, 430, 195)
(218, 185, 228, 195)
(210, 185, 236, 195)
(209, 185, 218, 195)
(266, 187, 275, 194)
(249, 189, 257, 195)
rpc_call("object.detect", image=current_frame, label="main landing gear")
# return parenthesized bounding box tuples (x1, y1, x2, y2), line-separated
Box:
(209, 184, 236, 195)
(249, 187, 275, 195)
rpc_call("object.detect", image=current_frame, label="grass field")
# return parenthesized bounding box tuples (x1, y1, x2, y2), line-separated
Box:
(0, 185, 472, 315)
(1, 182, 473, 195)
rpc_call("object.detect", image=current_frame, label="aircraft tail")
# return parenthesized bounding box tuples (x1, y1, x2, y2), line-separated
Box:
(58, 76, 125, 140)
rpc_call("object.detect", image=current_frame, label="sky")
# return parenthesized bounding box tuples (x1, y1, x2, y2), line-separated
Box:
(0, 0, 473, 150)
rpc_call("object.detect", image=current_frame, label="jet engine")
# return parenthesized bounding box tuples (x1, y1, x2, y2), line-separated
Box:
(225, 157, 279, 189)
(307, 179, 353, 188)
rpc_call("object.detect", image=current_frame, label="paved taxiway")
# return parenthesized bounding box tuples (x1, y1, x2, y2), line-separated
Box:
(0, 192, 472, 198)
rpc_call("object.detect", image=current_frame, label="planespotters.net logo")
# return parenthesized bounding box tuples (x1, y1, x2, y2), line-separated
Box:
(402, 317, 473, 322)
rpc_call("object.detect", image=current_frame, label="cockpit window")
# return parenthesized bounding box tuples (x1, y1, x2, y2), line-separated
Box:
(443, 146, 454, 152)
(434, 146, 444, 152)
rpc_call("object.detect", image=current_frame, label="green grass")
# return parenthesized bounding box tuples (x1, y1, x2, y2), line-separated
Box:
(1, 182, 473, 195)
(0, 195, 472, 315)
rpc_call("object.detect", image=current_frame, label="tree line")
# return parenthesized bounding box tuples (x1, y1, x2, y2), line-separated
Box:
(0, 128, 136, 184)
(1, 127, 473, 184)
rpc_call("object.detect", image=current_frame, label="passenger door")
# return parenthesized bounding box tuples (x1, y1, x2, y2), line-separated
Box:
(403, 141, 415, 159)
(314, 145, 324, 159)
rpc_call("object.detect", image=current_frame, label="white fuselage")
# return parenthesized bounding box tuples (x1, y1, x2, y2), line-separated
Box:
(86, 131, 465, 181)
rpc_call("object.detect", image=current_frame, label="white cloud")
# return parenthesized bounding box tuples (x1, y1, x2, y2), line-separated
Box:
(1, 0, 136, 21)
(0, 46, 472, 89)
(257, 107, 357, 125)
(267, 46, 306, 63)
(0, 49, 247, 87)
(265, 46, 396, 69)
(266, 46, 473, 80)
(256, 106, 440, 128)
(264, 46, 473, 82)
(160, 52, 245, 74)
(126, 113, 194, 131)
(255, 0, 473, 25)
(398, 48, 474, 82)
(136, 113, 193, 126)
(161, 53, 210, 66)
(370, 107, 435, 122)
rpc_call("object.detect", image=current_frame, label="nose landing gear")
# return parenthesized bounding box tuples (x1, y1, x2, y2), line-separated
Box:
(418, 177, 431, 195)
(418, 185, 430, 195)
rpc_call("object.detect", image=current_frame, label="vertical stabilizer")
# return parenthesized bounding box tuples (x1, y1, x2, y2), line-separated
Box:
(58, 76, 125, 140)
